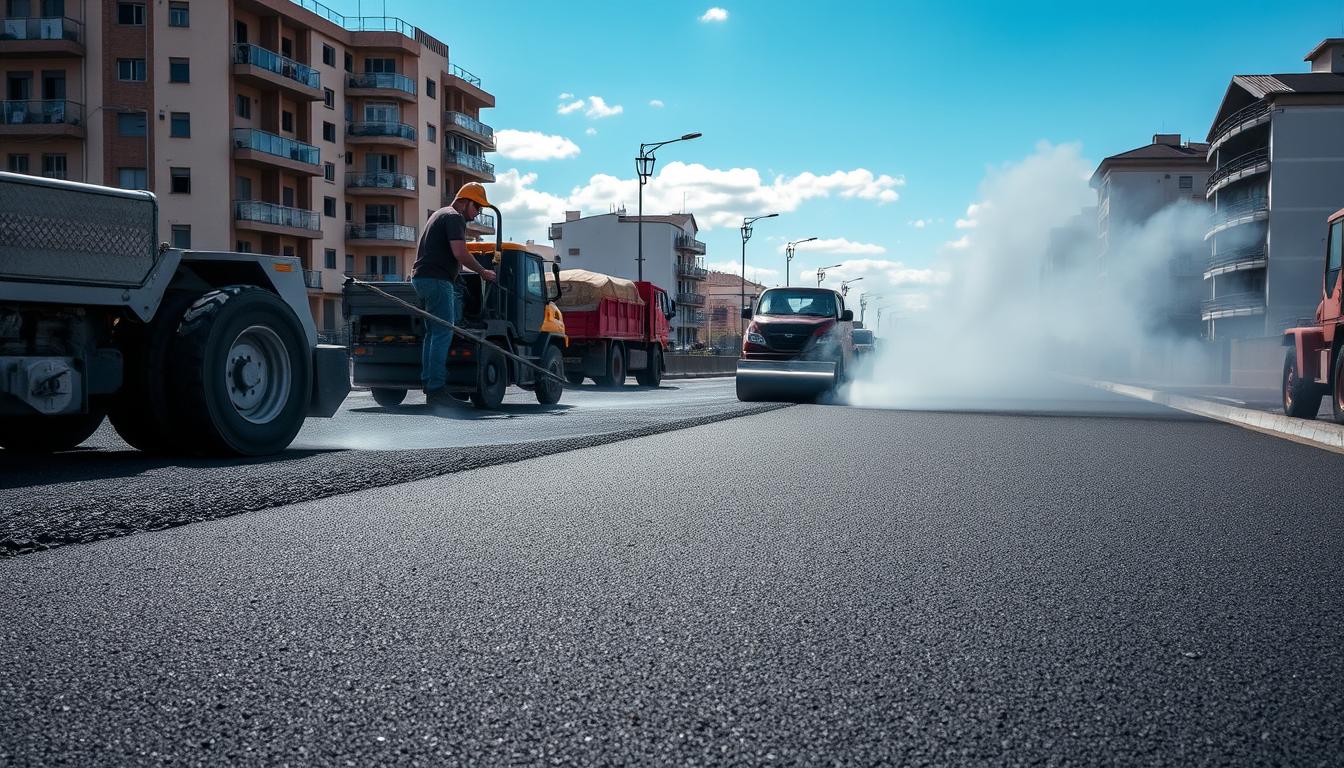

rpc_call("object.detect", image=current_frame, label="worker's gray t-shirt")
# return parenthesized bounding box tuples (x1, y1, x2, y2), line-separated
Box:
(412, 208, 467, 281)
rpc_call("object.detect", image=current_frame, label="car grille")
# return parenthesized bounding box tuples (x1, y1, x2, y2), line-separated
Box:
(762, 323, 816, 352)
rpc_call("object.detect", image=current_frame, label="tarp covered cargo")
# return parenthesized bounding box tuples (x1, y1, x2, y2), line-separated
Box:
(556, 269, 645, 311)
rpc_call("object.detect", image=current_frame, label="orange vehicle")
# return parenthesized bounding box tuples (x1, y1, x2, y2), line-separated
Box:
(1282, 207, 1344, 419)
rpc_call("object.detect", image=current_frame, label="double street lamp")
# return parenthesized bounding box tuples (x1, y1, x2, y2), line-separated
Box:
(816, 263, 842, 287)
(636, 132, 701, 283)
(841, 277, 863, 297)
(740, 213, 779, 334)
(784, 237, 817, 287)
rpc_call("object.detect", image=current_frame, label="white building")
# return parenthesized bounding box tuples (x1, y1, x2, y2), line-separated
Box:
(547, 211, 709, 345)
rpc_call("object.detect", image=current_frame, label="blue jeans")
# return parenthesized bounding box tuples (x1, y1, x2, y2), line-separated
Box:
(411, 277, 463, 391)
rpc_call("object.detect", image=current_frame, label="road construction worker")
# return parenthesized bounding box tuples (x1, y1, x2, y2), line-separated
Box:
(411, 182, 498, 405)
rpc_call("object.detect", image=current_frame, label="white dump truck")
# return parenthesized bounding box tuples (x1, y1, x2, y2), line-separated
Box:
(0, 172, 348, 455)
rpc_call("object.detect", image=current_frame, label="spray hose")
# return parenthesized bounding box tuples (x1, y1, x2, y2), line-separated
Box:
(345, 276, 570, 387)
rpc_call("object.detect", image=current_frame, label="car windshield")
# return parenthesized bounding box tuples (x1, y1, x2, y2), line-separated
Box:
(757, 290, 836, 317)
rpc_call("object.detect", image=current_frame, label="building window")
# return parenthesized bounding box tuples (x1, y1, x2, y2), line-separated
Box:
(171, 225, 191, 249)
(323, 88, 334, 109)
(116, 58, 146, 82)
(427, 167, 436, 187)
(324, 162, 335, 182)
(235, 176, 251, 200)
(366, 204, 395, 224)
(282, 186, 294, 207)
(426, 78, 436, 99)
(322, 44, 336, 67)
(235, 94, 251, 119)
(344, 102, 353, 122)
(170, 112, 190, 137)
(116, 111, 146, 136)
(1179, 175, 1193, 190)
(324, 197, 337, 218)
(168, 2, 189, 27)
(117, 2, 145, 25)
(236, 240, 252, 253)
(41, 154, 66, 179)
(427, 123, 436, 143)
(7, 154, 28, 174)
(170, 167, 190, 194)
(322, 121, 336, 142)
(364, 58, 396, 73)
(169, 58, 190, 83)
(345, 151, 352, 166)
(324, 248, 337, 269)
(344, 202, 352, 221)
(281, 110, 293, 133)
(116, 167, 147, 189)
(343, 52, 353, 73)
(282, 245, 295, 260)
(345, 253, 354, 273)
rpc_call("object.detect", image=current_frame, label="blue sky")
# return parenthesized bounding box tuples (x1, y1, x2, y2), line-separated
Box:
(336, 0, 1340, 286)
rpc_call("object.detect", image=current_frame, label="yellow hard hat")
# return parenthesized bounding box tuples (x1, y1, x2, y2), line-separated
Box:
(455, 182, 491, 208)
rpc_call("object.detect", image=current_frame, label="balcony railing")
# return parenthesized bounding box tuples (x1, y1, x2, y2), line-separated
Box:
(1209, 99, 1272, 148)
(348, 121, 416, 141)
(347, 71, 416, 96)
(232, 128, 320, 165)
(676, 291, 706, 306)
(347, 223, 417, 242)
(446, 150, 494, 177)
(446, 110, 494, 142)
(548, 224, 563, 240)
(1212, 197, 1269, 223)
(675, 234, 706, 254)
(303, 269, 322, 289)
(348, 272, 403, 282)
(677, 261, 709, 279)
(1206, 244, 1268, 273)
(469, 211, 496, 230)
(1206, 148, 1269, 194)
(233, 43, 320, 89)
(347, 171, 416, 191)
(448, 63, 481, 87)
(1, 99, 82, 127)
(1201, 292, 1265, 319)
(1, 16, 82, 42)
(234, 200, 321, 231)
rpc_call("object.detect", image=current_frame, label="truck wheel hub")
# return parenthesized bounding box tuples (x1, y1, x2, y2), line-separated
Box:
(225, 326, 292, 424)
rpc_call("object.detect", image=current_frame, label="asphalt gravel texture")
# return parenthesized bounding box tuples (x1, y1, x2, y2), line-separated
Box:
(3, 389, 1343, 765)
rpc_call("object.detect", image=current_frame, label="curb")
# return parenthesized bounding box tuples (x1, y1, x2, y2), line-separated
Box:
(1083, 378, 1344, 454)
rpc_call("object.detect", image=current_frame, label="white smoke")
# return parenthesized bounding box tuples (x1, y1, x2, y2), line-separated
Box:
(844, 142, 1213, 410)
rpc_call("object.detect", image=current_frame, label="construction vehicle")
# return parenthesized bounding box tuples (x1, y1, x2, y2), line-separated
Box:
(1283, 206, 1344, 420)
(343, 232, 568, 409)
(555, 269, 673, 387)
(736, 286, 856, 402)
(0, 172, 349, 455)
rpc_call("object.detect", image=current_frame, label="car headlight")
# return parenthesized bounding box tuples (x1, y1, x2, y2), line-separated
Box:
(747, 332, 767, 345)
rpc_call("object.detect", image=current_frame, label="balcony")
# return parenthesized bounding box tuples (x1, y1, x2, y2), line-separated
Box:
(232, 43, 322, 101)
(234, 200, 322, 238)
(232, 128, 321, 176)
(444, 150, 494, 181)
(677, 261, 709, 280)
(445, 111, 495, 149)
(1201, 291, 1266, 322)
(0, 17, 83, 57)
(1208, 99, 1272, 155)
(1205, 197, 1270, 239)
(467, 211, 496, 235)
(346, 72, 416, 102)
(548, 224, 563, 240)
(676, 291, 706, 307)
(303, 269, 323, 290)
(346, 171, 417, 198)
(0, 100, 83, 137)
(1206, 148, 1269, 197)
(346, 121, 416, 148)
(444, 62, 493, 108)
(675, 234, 706, 254)
(347, 222, 417, 246)
(1204, 244, 1268, 280)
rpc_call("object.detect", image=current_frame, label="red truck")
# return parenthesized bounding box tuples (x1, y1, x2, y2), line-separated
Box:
(1283, 207, 1344, 419)
(557, 269, 674, 387)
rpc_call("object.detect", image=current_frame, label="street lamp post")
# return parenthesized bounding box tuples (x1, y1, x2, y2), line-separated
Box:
(740, 213, 779, 335)
(636, 132, 701, 283)
(784, 237, 817, 287)
(841, 277, 863, 297)
(816, 263, 842, 287)
(859, 293, 883, 326)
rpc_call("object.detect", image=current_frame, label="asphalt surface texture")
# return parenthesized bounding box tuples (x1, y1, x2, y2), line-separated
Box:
(0, 378, 779, 557)
(4, 381, 1342, 765)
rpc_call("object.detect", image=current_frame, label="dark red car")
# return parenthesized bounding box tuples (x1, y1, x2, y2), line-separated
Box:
(736, 287, 856, 401)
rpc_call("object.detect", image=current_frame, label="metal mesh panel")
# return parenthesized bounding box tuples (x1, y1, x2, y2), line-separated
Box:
(0, 176, 157, 286)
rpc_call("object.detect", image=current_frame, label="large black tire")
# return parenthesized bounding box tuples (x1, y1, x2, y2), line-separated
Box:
(566, 371, 586, 386)
(168, 287, 311, 456)
(635, 345, 664, 387)
(470, 345, 507, 409)
(108, 291, 199, 453)
(595, 343, 626, 388)
(0, 405, 105, 453)
(534, 345, 565, 405)
(371, 388, 407, 407)
(1284, 349, 1321, 419)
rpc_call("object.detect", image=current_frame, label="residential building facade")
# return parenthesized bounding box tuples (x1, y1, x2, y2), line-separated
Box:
(1203, 39, 1344, 340)
(547, 210, 708, 346)
(0, 0, 495, 336)
(704, 269, 765, 351)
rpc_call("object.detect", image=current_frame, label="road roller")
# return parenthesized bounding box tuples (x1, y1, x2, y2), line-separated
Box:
(735, 287, 856, 402)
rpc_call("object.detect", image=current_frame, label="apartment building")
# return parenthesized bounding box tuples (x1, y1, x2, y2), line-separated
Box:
(704, 269, 765, 350)
(1089, 134, 1212, 338)
(1203, 39, 1344, 340)
(547, 210, 709, 346)
(0, 0, 496, 335)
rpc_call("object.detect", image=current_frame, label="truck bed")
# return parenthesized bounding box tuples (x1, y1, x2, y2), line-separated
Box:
(563, 296, 648, 342)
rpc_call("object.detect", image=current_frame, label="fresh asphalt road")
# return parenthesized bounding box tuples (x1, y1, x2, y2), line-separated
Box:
(4, 383, 1342, 765)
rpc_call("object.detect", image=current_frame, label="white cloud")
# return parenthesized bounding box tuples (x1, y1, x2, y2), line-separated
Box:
(585, 96, 623, 119)
(558, 92, 573, 100)
(649, 99, 665, 108)
(585, 127, 598, 136)
(781, 238, 887, 255)
(909, 219, 928, 229)
(557, 99, 585, 115)
(943, 234, 971, 250)
(955, 203, 982, 229)
(708, 261, 781, 282)
(494, 129, 580, 161)
(699, 7, 728, 22)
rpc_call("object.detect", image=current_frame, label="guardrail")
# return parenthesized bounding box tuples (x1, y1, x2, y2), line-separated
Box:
(469, 211, 496, 230)
(303, 269, 323, 289)
(347, 121, 416, 141)
(1209, 99, 1272, 148)
(448, 63, 481, 87)
(0, 16, 81, 42)
(677, 261, 709, 279)
(1201, 292, 1266, 317)
(446, 150, 494, 177)
(1206, 244, 1268, 272)
(234, 200, 321, 231)
(233, 43, 320, 89)
(232, 128, 319, 165)
(446, 110, 493, 142)
(347, 71, 416, 95)
(347, 172, 415, 191)
(347, 223, 417, 242)
(0, 99, 82, 127)
(1206, 148, 1269, 193)
(1211, 197, 1269, 223)
(676, 291, 706, 306)
(675, 234, 706, 254)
